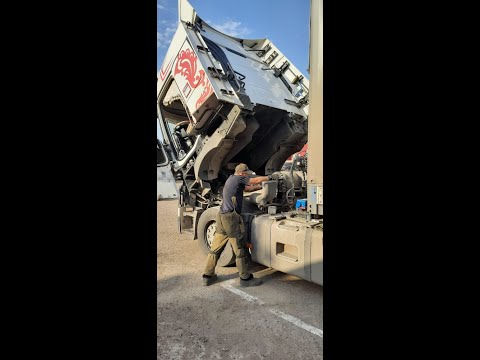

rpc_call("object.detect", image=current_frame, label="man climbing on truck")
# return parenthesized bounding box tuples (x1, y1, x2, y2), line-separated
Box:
(202, 164, 270, 286)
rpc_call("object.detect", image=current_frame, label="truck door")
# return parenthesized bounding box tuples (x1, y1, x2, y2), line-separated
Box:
(157, 139, 179, 200)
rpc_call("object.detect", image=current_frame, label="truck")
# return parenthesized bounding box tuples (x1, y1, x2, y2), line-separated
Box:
(157, 0, 323, 285)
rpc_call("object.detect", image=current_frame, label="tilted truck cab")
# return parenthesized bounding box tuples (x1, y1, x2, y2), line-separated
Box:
(157, 0, 322, 285)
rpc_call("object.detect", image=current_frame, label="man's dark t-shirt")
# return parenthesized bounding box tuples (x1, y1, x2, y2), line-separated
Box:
(220, 175, 250, 214)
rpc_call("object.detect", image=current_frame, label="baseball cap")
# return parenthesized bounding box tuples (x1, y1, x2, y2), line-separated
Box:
(235, 163, 253, 175)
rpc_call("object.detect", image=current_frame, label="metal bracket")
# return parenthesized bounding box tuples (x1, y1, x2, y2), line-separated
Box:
(284, 99, 300, 107)
(197, 45, 210, 53)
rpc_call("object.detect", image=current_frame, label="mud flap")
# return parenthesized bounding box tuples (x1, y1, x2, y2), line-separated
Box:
(178, 185, 194, 234)
(178, 204, 181, 233)
(178, 205, 194, 234)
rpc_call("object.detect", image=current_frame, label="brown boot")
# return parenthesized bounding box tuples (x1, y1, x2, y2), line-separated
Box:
(202, 274, 217, 286)
(239, 275, 263, 287)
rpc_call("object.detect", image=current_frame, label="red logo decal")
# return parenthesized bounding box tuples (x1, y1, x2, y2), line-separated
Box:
(195, 78, 214, 109)
(174, 48, 205, 88)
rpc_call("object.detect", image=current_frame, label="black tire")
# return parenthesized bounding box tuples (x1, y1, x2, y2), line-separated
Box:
(197, 207, 236, 267)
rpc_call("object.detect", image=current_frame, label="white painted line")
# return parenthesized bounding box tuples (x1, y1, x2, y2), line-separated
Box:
(269, 308, 323, 338)
(220, 280, 265, 305)
(220, 279, 323, 338)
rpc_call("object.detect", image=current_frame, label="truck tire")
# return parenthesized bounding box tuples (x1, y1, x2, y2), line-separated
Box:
(197, 207, 236, 267)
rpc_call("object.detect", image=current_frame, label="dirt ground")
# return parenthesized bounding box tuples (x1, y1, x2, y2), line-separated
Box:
(157, 199, 323, 359)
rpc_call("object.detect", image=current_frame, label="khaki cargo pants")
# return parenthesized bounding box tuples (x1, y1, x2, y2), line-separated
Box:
(203, 211, 250, 280)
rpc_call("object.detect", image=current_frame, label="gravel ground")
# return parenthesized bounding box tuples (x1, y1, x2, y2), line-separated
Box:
(157, 199, 323, 359)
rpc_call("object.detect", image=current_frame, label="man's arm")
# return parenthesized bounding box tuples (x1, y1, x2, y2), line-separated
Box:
(244, 184, 262, 192)
(247, 176, 269, 185)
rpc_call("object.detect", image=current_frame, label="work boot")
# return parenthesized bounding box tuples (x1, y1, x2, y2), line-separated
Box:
(239, 274, 263, 287)
(202, 274, 217, 286)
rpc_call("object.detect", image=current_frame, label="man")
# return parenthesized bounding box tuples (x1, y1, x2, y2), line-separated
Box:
(202, 163, 270, 287)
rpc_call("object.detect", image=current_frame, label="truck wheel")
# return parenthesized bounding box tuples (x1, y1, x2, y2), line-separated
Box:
(197, 207, 236, 267)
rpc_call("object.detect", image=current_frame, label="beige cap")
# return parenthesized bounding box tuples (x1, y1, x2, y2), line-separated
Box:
(235, 163, 253, 175)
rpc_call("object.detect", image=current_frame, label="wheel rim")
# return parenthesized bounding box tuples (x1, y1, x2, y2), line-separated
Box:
(205, 221, 217, 249)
